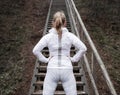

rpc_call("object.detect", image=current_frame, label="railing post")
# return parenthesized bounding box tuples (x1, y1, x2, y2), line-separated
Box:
(84, 55, 99, 95)
(91, 52, 94, 74)
(43, 0, 53, 35)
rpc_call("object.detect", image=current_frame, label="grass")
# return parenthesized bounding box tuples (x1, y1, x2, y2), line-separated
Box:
(0, 0, 26, 95)
(0, 0, 50, 94)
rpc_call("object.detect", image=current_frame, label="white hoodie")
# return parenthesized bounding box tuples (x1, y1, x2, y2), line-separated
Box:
(33, 27, 87, 69)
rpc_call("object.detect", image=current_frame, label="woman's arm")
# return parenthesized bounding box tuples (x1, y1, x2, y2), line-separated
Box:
(70, 33, 87, 62)
(32, 35, 49, 63)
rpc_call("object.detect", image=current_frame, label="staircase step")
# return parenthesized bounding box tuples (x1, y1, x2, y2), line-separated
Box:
(33, 81, 85, 86)
(35, 72, 83, 81)
(42, 49, 76, 52)
(37, 65, 80, 69)
(32, 90, 87, 95)
(37, 66, 80, 73)
(35, 72, 83, 78)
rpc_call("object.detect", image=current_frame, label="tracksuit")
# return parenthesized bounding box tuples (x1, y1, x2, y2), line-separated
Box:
(33, 27, 87, 95)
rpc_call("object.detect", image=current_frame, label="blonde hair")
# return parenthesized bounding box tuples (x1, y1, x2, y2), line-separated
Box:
(53, 11, 66, 37)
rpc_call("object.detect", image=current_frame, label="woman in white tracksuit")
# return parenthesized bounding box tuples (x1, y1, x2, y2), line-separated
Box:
(32, 11, 87, 95)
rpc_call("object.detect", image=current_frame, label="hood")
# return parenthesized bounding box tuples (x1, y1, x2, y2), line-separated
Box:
(49, 27, 69, 34)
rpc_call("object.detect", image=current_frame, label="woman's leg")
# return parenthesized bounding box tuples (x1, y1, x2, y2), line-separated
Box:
(61, 69, 77, 95)
(43, 69, 58, 95)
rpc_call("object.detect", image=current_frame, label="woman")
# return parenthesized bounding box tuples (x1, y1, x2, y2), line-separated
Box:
(33, 11, 87, 95)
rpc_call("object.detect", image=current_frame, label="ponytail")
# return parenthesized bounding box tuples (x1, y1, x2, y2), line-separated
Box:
(53, 11, 66, 38)
(54, 17, 62, 36)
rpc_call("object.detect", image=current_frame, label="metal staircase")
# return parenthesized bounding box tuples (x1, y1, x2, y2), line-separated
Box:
(29, 0, 117, 95)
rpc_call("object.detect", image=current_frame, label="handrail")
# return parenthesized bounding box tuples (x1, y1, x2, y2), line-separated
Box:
(66, 0, 98, 94)
(66, 0, 117, 95)
(28, 59, 39, 95)
(84, 55, 99, 95)
(43, 0, 53, 35)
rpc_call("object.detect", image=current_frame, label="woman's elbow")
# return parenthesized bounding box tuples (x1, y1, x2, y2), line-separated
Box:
(32, 48, 37, 55)
(82, 46, 87, 53)
(84, 46, 87, 52)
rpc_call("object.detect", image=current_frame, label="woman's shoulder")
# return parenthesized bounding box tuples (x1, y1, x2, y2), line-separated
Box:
(48, 28, 57, 34)
(44, 28, 55, 36)
(66, 31, 76, 38)
(41, 29, 55, 41)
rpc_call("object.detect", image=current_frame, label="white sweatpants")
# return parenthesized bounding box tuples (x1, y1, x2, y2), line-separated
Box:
(43, 68, 77, 95)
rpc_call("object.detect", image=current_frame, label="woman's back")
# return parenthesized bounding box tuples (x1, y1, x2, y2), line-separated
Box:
(33, 27, 87, 69)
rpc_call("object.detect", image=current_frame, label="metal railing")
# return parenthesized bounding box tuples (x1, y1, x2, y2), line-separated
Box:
(66, 0, 117, 95)
(29, 0, 52, 95)
(43, 0, 53, 35)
